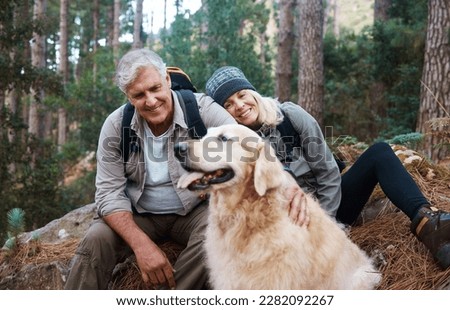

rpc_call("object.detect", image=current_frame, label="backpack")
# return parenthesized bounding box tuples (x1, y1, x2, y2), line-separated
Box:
(120, 67, 207, 171)
(276, 110, 346, 172)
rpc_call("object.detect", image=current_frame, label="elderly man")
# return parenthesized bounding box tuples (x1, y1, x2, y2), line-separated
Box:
(64, 49, 237, 289)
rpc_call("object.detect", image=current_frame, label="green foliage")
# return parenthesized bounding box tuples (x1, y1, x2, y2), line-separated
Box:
(390, 0, 428, 25)
(7, 208, 25, 238)
(3, 208, 25, 251)
(323, 0, 427, 142)
(380, 64, 422, 138)
(323, 29, 375, 139)
(59, 170, 96, 210)
(0, 1, 62, 97)
(65, 48, 125, 151)
(0, 134, 65, 242)
(0, 1, 126, 240)
(387, 132, 424, 150)
(193, 0, 273, 94)
(3, 208, 41, 257)
(157, 0, 274, 95)
(160, 14, 196, 69)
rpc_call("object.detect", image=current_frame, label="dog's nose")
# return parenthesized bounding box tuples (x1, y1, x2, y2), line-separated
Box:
(174, 142, 188, 162)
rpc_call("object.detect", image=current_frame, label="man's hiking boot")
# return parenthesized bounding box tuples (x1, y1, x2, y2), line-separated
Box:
(411, 206, 450, 269)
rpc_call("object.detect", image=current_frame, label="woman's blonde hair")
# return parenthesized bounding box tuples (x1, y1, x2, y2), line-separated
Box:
(247, 89, 284, 127)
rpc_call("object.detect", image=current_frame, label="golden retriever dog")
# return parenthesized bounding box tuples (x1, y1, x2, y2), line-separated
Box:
(175, 124, 381, 290)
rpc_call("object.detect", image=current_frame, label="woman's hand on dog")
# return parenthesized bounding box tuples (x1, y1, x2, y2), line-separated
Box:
(286, 186, 310, 227)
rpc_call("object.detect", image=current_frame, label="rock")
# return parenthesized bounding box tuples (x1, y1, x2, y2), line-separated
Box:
(0, 204, 96, 290)
(19, 203, 96, 244)
(0, 203, 183, 290)
(0, 261, 68, 289)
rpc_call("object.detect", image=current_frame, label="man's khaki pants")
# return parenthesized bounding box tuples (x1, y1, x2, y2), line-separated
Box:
(64, 203, 209, 289)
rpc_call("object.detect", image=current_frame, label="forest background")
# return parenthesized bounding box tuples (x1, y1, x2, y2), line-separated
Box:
(1, 0, 449, 242)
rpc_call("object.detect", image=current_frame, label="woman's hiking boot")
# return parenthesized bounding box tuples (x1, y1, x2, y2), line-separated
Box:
(411, 206, 450, 269)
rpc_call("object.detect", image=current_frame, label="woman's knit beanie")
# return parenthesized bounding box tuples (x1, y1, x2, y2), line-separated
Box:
(205, 66, 256, 106)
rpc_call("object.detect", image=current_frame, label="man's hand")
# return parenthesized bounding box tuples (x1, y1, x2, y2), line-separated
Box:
(104, 212, 176, 289)
(285, 185, 310, 227)
(134, 242, 176, 289)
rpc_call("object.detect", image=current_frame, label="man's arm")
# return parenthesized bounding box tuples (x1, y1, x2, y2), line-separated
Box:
(104, 212, 176, 289)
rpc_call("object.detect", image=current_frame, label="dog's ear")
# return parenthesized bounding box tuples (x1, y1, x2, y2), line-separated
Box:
(254, 142, 284, 196)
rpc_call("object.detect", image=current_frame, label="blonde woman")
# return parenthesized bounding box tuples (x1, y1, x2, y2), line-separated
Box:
(206, 66, 450, 269)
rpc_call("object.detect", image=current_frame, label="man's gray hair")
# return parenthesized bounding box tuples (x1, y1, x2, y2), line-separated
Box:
(115, 49, 167, 93)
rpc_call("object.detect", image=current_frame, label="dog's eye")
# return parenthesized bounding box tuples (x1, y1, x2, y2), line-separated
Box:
(218, 135, 239, 143)
(219, 135, 228, 142)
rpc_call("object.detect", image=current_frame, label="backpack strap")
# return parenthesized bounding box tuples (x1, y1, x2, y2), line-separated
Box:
(121, 101, 140, 174)
(276, 110, 300, 163)
(175, 89, 207, 139)
(276, 109, 346, 173)
(120, 90, 206, 173)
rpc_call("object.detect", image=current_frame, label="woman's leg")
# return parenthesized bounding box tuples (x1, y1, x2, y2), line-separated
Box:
(336, 142, 450, 269)
(336, 142, 429, 225)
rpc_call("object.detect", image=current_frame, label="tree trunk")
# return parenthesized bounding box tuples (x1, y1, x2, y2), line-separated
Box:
(323, 0, 339, 36)
(20, 0, 31, 139)
(29, 0, 47, 138)
(113, 0, 121, 65)
(106, 4, 114, 47)
(6, 86, 18, 175)
(297, 0, 325, 127)
(147, 11, 154, 48)
(59, 0, 68, 78)
(0, 90, 3, 116)
(332, 0, 339, 37)
(7, 35, 18, 146)
(276, 0, 296, 102)
(6, 88, 17, 144)
(164, 0, 167, 30)
(58, 0, 69, 151)
(92, 0, 99, 81)
(133, 0, 143, 49)
(374, 0, 391, 22)
(417, 0, 450, 161)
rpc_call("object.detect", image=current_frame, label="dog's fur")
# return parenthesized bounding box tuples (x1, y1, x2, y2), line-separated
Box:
(177, 124, 381, 290)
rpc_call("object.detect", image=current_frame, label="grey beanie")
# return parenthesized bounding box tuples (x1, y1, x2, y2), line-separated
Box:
(205, 66, 256, 106)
